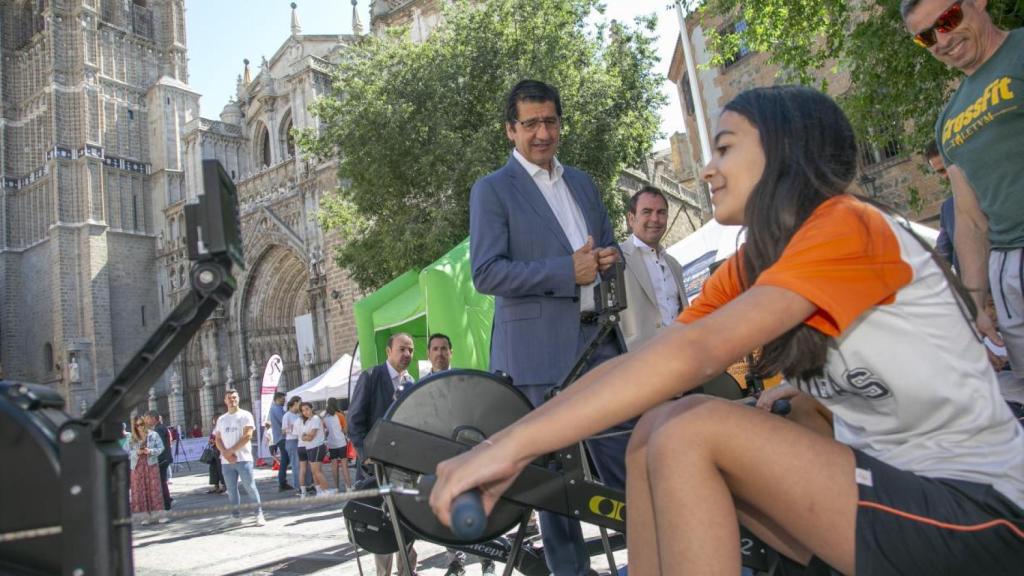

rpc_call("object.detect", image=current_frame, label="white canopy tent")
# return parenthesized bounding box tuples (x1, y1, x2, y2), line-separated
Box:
(666, 217, 940, 303)
(289, 353, 362, 403)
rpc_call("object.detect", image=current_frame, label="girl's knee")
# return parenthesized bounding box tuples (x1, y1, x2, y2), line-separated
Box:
(646, 396, 732, 459)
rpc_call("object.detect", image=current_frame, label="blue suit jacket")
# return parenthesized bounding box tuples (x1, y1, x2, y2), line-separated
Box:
(347, 363, 396, 452)
(470, 155, 615, 400)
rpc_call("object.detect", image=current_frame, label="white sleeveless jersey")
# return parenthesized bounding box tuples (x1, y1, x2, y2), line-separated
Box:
(683, 195, 1024, 507)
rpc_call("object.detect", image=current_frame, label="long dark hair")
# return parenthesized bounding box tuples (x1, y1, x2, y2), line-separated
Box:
(725, 86, 858, 381)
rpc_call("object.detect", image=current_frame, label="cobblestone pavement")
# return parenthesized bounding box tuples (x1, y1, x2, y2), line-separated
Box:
(132, 465, 627, 575)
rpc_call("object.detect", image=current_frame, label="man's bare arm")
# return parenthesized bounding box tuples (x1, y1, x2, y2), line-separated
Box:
(949, 164, 1000, 342)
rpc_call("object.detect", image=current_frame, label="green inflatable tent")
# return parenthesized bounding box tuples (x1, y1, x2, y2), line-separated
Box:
(353, 238, 494, 378)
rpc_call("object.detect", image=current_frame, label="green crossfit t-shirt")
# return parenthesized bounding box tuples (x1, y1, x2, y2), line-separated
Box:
(937, 28, 1024, 249)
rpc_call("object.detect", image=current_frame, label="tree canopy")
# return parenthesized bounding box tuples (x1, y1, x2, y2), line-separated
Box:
(298, 0, 666, 290)
(698, 0, 1023, 153)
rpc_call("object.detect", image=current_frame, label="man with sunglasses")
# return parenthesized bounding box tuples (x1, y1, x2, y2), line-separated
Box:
(903, 0, 1023, 388)
(469, 79, 624, 576)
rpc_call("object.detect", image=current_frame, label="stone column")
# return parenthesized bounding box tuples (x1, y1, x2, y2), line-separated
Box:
(167, 370, 185, 430)
(200, 366, 215, 434)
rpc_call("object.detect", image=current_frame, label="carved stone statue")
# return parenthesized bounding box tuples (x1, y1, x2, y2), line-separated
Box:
(68, 355, 81, 384)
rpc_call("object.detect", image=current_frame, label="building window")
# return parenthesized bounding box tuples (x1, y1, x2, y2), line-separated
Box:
(860, 137, 903, 167)
(284, 118, 295, 159)
(141, 305, 146, 327)
(681, 73, 695, 116)
(131, 193, 139, 231)
(256, 124, 272, 168)
(720, 20, 751, 68)
(43, 343, 54, 373)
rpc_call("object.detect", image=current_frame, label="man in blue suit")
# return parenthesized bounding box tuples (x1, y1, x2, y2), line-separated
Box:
(470, 79, 625, 576)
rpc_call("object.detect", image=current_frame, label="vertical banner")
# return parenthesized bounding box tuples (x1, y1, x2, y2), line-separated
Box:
(257, 354, 283, 460)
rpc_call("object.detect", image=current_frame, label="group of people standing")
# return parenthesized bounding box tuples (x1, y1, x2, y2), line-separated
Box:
(269, 391, 353, 498)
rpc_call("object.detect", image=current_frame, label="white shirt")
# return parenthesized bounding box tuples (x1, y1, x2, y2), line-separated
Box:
(282, 410, 301, 441)
(513, 149, 596, 311)
(298, 414, 325, 449)
(631, 234, 682, 326)
(215, 409, 255, 463)
(324, 412, 348, 449)
(386, 361, 414, 398)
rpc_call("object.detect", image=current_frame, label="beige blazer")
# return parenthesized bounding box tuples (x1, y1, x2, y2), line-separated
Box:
(618, 239, 687, 351)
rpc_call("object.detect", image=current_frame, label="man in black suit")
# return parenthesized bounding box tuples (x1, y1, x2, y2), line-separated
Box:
(348, 332, 415, 480)
(144, 410, 173, 510)
(347, 332, 417, 574)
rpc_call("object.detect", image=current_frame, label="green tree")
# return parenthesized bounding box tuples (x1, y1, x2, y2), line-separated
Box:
(298, 0, 665, 290)
(697, 0, 1023, 152)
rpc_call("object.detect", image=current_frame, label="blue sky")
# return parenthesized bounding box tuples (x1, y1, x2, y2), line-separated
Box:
(185, 0, 687, 148)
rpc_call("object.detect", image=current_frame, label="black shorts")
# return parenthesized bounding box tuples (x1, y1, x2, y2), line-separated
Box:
(328, 447, 347, 460)
(852, 450, 1024, 575)
(297, 445, 326, 463)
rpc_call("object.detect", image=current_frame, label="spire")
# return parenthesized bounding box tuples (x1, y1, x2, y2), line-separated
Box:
(242, 59, 251, 85)
(291, 2, 302, 35)
(352, 0, 363, 35)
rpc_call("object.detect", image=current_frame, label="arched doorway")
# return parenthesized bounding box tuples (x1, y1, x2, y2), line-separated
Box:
(240, 245, 310, 392)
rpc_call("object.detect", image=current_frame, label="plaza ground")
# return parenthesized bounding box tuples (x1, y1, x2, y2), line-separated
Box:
(132, 465, 627, 575)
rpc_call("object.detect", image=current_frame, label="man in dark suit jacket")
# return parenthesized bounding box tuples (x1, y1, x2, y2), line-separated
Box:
(144, 410, 173, 510)
(347, 332, 415, 480)
(470, 79, 623, 576)
(347, 332, 417, 574)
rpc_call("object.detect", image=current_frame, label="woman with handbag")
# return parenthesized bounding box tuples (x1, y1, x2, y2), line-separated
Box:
(204, 417, 225, 494)
(129, 416, 166, 523)
(324, 397, 352, 492)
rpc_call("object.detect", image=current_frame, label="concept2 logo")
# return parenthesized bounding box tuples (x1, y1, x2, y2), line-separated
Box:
(589, 496, 626, 522)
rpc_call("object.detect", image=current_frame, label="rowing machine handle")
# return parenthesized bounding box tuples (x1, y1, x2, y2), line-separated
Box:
(771, 398, 791, 416)
(418, 475, 487, 541)
(741, 396, 791, 416)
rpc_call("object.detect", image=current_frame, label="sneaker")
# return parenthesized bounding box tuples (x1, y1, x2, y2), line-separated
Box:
(232, 515, 243, 526)
(443, 560, 466, 576)
(255, 512, 266, 526)
(480, 560, 496, 576)
(278, 484, 295, 492)
(157, 516, 169, 524)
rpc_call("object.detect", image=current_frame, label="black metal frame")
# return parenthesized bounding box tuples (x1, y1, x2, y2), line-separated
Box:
(0, 160, 242, 576)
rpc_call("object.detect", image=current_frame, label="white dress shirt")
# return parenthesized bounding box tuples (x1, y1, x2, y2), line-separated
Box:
(513, 149, 596, 311)
(386, 361, 413, 399)
(631, 234, 682, 326)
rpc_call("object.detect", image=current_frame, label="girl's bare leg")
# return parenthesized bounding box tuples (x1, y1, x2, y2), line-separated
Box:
(645, 396, 857, 575)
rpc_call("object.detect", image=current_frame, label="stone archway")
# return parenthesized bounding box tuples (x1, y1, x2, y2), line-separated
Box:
(239, 244, 309, 392)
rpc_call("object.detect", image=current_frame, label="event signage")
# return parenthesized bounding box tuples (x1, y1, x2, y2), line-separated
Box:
(257, 355, 283, 459)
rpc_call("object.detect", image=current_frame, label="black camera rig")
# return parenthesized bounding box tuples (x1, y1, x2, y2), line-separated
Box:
(0, 160, 243, 576)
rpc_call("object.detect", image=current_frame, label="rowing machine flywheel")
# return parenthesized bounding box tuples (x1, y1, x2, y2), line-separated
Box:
(380, 369, 533, 545)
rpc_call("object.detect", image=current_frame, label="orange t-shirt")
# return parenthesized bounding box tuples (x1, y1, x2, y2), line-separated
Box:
(680, 195, 912, 336)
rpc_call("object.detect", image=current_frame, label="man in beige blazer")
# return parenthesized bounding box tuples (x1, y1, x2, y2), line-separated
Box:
(619, 186, 687, 351)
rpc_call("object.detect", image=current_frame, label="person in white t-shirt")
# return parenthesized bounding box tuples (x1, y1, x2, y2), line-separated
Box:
(281, 396, 304, 491)
(323, 397, 352, 492)
(297, 402, 330, 497)
(214, 389, 265, 526)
